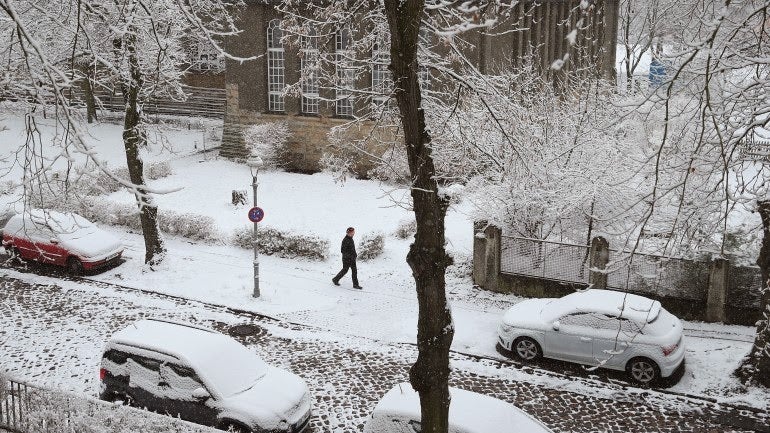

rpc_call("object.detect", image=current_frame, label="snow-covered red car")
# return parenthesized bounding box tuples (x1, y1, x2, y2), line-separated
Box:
(100, 319, 312, 433)
(497, 289, 685, 385)
(362, 382, 553, 433)
(1, 209, 123, 274)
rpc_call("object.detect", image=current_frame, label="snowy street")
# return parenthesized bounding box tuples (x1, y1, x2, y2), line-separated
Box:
(1, 271, 767, 433)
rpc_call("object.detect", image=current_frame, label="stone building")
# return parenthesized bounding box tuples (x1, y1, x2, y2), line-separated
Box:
(221, 0, 620, 172)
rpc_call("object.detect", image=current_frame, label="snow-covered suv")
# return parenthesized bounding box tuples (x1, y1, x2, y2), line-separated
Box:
(99, 319, 312, 433)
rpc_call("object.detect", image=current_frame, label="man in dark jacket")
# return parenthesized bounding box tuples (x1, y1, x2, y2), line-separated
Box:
(332, 227, 361, 289)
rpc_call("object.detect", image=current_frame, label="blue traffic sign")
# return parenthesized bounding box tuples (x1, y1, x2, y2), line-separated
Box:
(248, 206, 265, 223)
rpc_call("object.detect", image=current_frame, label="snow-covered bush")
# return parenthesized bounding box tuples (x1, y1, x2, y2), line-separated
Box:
(393, 218, 416, 239)
(158, 211, 218, 241)
(358, 231, 385, 261)
(92, 161, 173, 195)
(21, 386, 217, 433)
(41, 196, 219, 241)
(243, 122, 290, 169)
(231, 225, 329, 260)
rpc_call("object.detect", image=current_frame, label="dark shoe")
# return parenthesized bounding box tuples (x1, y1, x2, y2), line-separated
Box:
(332, 279, 340, 286)
(353, 285, 363, 289)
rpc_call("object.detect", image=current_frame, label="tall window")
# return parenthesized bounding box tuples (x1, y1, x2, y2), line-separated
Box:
(371, 28, 391, 107)
(301, 25, 320, 114)
(267, 20, 285, 112)
(336, 27, 354, 117)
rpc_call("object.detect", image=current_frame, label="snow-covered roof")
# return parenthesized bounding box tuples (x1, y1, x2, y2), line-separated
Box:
(545, 289, 661, 324)
(108, 319, 267, 397)
(371, 383, 552, 433)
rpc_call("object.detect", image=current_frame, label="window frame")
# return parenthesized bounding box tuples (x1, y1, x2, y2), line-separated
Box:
(267, 19, 286, 113)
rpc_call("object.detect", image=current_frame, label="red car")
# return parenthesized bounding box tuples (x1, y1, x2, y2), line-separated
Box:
(2, 210, 123, 274)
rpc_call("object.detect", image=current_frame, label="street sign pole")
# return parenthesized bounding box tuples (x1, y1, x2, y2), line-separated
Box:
(252, 171, 260, 298)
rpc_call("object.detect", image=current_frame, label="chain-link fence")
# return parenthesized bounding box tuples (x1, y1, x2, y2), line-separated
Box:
(728, 265, 764, 309)
(606, 252, 710, 301)
(500, 236, 711, 302)
(501, 236, 591, 284)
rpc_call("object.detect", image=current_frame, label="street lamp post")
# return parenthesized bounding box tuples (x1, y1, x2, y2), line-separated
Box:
(247, 156, 264, 298)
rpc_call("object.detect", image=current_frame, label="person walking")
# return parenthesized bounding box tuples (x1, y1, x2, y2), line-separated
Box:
(332, 227, 362, 289)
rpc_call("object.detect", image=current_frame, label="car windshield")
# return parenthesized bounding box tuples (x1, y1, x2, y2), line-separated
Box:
(193, 340, 268, 398)
(44, 213, 95, 236)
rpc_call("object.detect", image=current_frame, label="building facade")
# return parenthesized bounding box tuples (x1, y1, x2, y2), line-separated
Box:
(221, 0, 620, 173)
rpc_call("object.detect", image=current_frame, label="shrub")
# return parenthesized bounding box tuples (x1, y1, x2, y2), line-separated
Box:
(21, 386, 217, 433)
(243, 122, 290, 169)
(358, 231, 385, 261)
(393, 218, 416, 239)
(231, 225, 329, 260)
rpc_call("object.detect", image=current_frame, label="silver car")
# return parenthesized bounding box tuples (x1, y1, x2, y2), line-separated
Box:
(497, 289, 685, 385)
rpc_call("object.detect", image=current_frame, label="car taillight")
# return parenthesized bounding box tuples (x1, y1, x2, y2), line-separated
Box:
(661, 344, 678, 356)
(99, 368, 107, 381)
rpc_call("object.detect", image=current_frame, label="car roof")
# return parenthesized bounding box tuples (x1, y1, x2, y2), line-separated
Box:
(548, 289, 661, 323)
(107, 319, 236, 366)
(4, 209, 92, 233)
(371, 383, 552, 433)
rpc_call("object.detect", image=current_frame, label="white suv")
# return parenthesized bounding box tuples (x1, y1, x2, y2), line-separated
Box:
(99, 319, 311, 433)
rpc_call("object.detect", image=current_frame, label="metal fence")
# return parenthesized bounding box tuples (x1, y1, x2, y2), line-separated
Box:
(606, 251, 710, 301)
(0, 378, 29, 433)
(1, 85, 226, 119)
(500, 236, 711, 302)
(80, 86, 226, 118)
(501, 236, 591, 285)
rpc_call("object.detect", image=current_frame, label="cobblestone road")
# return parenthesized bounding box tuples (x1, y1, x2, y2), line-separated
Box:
(0, 274, 767, 433)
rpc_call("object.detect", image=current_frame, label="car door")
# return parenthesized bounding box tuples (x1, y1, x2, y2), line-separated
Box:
(28, 223, 64, 264)
(592, 316, 640, 369)
(126, 355, 166, 412)
(544, 313, 597, 364)
(158, 363, 218, 426)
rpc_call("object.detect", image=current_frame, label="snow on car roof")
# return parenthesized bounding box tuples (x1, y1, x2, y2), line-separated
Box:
(547, 289, 661, 323)
(7, 209, 94, 234)
(108, 319, 267, 397)
(372, 383, 552, 433)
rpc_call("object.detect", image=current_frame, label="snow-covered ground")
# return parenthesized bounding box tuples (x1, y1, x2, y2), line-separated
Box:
(0, 110, 767, 411)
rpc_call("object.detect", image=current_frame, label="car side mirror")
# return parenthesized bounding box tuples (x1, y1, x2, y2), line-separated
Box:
(552, 321, 560, 331)
(192, 387, 210, 400)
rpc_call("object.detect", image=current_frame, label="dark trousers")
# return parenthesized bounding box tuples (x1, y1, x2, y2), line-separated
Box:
(333, 257, 358, 286)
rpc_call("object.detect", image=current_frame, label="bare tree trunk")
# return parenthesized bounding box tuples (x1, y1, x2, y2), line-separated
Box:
(383, 2, 454, 432)
(738, 200, 770, 386)
(119, 32, 165, 264)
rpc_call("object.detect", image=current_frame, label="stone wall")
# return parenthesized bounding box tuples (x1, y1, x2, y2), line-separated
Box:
(473, 225, 764, 325)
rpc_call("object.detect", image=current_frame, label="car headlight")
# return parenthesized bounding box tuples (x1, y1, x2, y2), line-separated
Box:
(500, 324, 513, 334)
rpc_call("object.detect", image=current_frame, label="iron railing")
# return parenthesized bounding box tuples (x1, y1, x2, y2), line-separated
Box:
(0, 378, 29, 433)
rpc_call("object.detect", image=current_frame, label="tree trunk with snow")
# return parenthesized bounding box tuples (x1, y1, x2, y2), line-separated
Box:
(383, 1, 454, 432)
(118, 32, 165, 265)
(738, 200, 770, 387)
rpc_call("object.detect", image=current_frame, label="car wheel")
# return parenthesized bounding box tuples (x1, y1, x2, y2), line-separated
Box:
(626, 357, 660, 385)
(66, 257, 84, 276)
(9, 247, 23, 263)
(513, 337, 541, 361)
